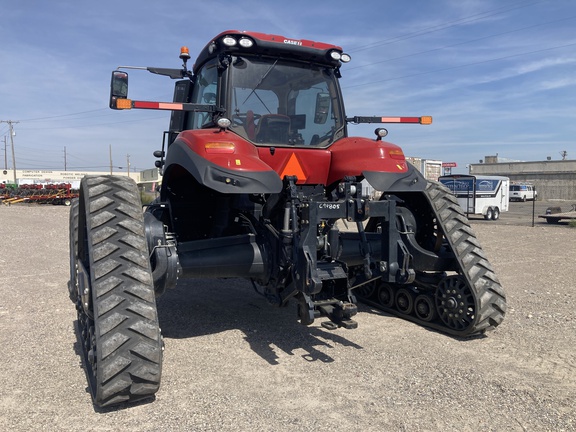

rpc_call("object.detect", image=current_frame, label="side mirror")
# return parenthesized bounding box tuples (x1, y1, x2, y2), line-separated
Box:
(109, 71, 129, 109)
(314, 92, 330, 124)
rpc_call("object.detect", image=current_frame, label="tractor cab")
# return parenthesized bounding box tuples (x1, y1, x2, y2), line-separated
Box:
(178, 31, 349, 148)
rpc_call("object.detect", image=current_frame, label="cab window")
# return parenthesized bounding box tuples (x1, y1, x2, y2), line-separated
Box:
(228, 56, 343, 146)
(187, 60, 218, 129)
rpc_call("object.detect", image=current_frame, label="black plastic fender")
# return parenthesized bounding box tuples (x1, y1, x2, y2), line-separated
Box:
(363, 163, 427, 193)
(164, 139, 283, 194)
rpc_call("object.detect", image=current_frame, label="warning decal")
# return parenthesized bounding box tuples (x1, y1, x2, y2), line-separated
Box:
(279, 153, 307, 182)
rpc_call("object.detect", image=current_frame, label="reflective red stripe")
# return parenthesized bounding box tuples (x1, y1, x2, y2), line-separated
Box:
(380, 117, 421, 123)
(133, 101, 184, 110)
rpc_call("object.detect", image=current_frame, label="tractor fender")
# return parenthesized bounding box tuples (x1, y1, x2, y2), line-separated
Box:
(163, 133, 283, 194)
(328, 137, 410, 185)
(363, 163, 427, 193)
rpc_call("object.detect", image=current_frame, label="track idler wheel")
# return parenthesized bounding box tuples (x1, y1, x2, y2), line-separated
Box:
(377, 283, 395, 308)
(395, 288, 414, 315)
(414, 294, 437, 322)
(436, 275, 475, 331)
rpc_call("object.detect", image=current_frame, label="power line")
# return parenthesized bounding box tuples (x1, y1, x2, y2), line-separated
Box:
(347, 0, 549, 53)
(345, 15, 576, 72)
(343, 41, 576, 89)
(21, 115, 167, 131)
(19, 108, 108, 122)
(22, 111, 124, 124)
(19, 93, 174, 124)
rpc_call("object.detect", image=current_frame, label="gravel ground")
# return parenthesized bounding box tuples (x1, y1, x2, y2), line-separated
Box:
(0, 203, 574, 431)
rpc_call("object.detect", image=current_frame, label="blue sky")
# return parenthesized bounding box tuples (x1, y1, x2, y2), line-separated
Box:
(1, 0, 575, 174)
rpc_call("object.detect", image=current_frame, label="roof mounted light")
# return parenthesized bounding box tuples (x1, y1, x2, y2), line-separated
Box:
(329, 50, 341, 61)
(222, 36, 237, 47)
(238, 37, 254, 48)
(340, 53, 351, 63)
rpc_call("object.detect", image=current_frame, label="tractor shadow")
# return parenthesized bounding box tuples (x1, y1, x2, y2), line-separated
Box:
(156, 278, 364, 365)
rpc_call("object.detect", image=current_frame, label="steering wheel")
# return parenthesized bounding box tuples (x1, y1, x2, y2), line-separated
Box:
(232, 112, 261, 126)
(232, 111, 261, 140)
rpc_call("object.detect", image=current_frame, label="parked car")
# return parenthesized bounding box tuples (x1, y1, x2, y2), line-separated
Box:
(509, 184, 537, 201)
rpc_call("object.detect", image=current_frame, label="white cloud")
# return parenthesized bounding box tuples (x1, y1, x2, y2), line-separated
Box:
(538, 76, 576, 90)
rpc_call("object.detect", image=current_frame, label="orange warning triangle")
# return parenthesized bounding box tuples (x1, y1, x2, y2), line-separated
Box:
(280, 153, 307, 182)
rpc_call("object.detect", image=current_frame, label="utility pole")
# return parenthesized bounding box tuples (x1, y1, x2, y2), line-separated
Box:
(63, 146, 67, 171)
(2, 136, 7, 171)
(1, 120, 19, 184)
(109, 145, 113, 175)
(126, 154, 130, 177)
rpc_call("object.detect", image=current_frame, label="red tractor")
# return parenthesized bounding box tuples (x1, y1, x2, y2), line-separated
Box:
(68, 30, 506, 407)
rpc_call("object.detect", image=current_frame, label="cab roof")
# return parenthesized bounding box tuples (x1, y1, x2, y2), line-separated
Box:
(193, 30, 346, 73)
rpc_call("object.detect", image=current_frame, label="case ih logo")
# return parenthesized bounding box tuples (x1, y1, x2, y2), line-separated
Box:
(283, 39, 302, 46)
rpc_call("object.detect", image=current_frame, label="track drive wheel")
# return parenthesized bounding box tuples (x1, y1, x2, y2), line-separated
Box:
(73, 175, 162, 407)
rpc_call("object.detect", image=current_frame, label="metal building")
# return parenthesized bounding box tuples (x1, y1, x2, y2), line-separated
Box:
(469, 157, 576, 200)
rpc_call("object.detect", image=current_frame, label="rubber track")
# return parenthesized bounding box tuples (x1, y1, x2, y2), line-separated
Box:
(79, 175, 162, 407)
(68, 199, 79, 302)
(359, 181, 506, 337)
(426, 181, 506, 336)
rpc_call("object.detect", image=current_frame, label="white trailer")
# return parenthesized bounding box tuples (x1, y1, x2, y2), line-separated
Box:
(438, 175, 510, 220)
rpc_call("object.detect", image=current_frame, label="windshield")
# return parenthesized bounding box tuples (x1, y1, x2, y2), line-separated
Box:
(228, 56, 344, 147)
